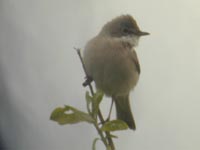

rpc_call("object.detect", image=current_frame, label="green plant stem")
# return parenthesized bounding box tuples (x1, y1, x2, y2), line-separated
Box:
(76, 48, 115, 150)
(94, 122, 108, 147)
(97, 112, 115, 150)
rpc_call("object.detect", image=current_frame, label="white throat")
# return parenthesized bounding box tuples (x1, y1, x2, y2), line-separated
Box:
(120, 35, 140, 47)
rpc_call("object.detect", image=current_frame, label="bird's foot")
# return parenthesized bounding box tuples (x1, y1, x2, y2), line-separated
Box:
(82, 76, 93, 87)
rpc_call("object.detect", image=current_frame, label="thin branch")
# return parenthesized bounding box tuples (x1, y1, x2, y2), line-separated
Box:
(75, 48, 115, 150)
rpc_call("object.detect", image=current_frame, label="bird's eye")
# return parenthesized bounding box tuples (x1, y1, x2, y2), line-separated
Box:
(122, 28, 129, 33)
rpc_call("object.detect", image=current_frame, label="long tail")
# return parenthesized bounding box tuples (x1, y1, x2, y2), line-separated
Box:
(113, 95, 136, 130)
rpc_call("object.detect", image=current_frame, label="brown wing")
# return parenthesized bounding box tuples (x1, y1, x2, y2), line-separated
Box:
(131, 49, 141, 74)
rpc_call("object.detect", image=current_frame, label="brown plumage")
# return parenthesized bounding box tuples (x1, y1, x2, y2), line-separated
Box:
(83, 15, 149, 130)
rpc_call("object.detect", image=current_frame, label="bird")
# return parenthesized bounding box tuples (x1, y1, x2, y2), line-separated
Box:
(83, 15, 149, 130)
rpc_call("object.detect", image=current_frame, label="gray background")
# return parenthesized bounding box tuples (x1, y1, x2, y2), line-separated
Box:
(0, 0, 200, 150)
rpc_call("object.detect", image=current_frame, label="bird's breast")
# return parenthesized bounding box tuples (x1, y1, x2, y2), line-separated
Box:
(83, 36, 140, 96)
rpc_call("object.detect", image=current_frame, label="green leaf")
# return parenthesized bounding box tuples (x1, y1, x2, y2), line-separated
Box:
(101, 120, 129, 132)
(86, 91, 93, 103)
(50, 105, 95, 125)
(108, 134, 118, 139)
(92, 91, 104, 118)
(106, 146, 112, 150)
(92, 138, 100, 150)
(85, 91, 93, 113)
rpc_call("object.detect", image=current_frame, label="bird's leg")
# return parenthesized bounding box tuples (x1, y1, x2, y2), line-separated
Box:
(105, 98, 114, 122)
(82, 76, 93, 87)
(98, 99, 114, 125)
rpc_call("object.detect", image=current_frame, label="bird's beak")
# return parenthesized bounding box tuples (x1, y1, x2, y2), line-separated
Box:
(137, 31, 150, 36)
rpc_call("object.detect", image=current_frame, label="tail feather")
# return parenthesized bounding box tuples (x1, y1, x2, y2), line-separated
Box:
(113, 95, 136, 130)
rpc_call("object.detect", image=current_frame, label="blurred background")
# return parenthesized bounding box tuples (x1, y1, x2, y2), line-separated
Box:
(0, 0, 200, 150)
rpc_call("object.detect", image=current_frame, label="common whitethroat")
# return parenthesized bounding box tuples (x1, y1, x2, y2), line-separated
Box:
(83, 15, 149, 130)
